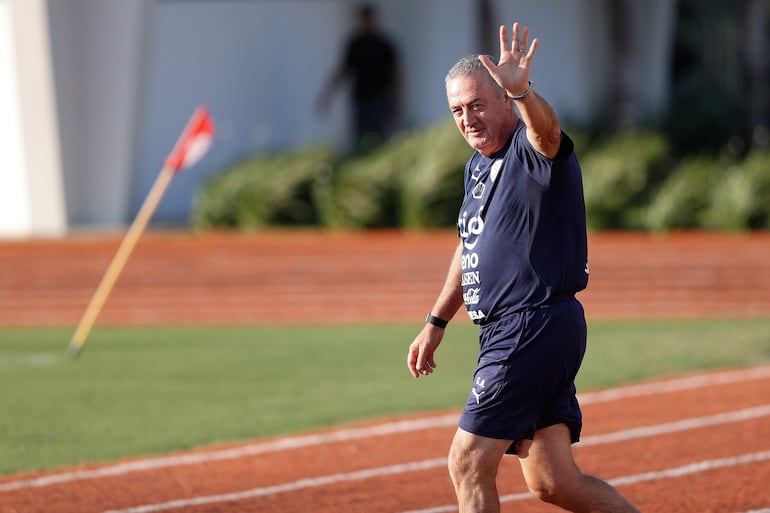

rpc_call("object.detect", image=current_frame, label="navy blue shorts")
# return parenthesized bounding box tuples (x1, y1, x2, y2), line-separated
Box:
(458, 298, 586, 454)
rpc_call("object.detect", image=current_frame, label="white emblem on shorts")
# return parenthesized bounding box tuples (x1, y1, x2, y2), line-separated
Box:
(472, 377, 486, 404)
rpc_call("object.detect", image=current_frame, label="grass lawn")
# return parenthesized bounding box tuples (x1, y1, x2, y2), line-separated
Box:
(1, 319, 769, 475)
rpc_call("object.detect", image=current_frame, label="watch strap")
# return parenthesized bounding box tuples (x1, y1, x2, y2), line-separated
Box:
(425, 313, 448, 329)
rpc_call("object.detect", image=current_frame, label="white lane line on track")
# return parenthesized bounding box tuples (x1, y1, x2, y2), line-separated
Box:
(2, 365, 770, 493)
(399, 451, 770, 513)
(577, 365, 770, 405)
(100, 459, 450, 513)
(580, 404, 770, 446)
(99, 450, 770, 513)
(66, 406, 770, 513)
(0, 415, 458, 492)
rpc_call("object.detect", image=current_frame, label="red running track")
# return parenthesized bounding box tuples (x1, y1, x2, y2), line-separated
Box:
(0, 366, 768, 513)
(1, 230, 769, 326)
(1, 230, 770, 512)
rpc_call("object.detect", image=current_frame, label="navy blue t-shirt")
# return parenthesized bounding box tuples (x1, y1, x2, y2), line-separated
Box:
(457, 121, 588, 325)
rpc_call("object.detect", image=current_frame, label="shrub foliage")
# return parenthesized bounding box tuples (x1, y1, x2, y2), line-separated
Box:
(192, 121, 770, 232)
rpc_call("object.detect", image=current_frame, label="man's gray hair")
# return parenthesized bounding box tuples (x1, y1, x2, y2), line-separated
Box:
(445, 54, 505, 97)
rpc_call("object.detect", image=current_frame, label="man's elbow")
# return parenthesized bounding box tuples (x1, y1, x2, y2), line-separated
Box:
(532, 126, 562, 159)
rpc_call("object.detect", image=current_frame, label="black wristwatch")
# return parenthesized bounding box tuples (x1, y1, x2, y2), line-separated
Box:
(425, 313, 448, 329)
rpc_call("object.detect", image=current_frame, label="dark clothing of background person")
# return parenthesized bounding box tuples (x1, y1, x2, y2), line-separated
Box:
(317, 5, 400, 150)
(343, 28, 398, 145)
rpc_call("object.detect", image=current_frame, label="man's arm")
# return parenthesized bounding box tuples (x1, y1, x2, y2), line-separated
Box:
(406, 242, 465, 378)
(428, 241, 465, 321)
(512, 90, 562, 159)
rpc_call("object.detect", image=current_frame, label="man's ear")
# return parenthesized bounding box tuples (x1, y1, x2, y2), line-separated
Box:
(504, 95, 515, 112)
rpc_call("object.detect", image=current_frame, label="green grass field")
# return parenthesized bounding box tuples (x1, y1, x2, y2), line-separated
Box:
(1, 319, 769, 475)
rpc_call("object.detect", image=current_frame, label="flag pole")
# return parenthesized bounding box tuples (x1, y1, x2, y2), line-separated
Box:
(66, 167, 175, 359)
(67, 106, 214, 359)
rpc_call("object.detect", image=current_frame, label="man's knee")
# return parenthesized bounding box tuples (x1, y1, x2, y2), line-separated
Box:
(447, 430, 508, 486)
(526, 470, 629, 511)
(447, 439, 475, 484)
(518, 425, 584, 506)
(525, 475, 565, 505)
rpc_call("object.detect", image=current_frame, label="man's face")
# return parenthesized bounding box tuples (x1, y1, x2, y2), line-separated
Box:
(446, 71, 514, 157)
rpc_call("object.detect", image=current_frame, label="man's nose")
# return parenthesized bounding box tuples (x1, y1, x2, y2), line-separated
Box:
(461, 108, 475, 127)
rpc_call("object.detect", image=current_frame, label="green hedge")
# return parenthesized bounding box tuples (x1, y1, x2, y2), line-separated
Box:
(192, 122, 770, 232)
(645, 154, 724, 231)
(398, 121, 468, 228)
(702, 149, 770, 230)
(320, 133, 411, 229)
(580, 132, 670, 229)
(192, 145, 335, 229)
(192, 120, 469, 230)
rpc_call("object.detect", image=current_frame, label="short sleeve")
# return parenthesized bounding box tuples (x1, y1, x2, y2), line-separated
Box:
(513, 128, 576, 188)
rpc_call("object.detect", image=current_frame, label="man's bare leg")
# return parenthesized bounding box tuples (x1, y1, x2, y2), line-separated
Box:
(448, 428, 511, 513)
(517, 424, 641, 513)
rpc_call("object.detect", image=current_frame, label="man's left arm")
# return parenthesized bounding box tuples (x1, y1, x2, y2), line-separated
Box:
(512, 90, 562, 159)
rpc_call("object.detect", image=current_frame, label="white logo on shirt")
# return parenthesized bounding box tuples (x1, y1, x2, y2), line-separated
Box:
(471, 164, 481, 182)
(490, 159, 503, 182)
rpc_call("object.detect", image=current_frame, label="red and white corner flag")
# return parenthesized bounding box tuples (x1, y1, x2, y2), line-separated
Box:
(164, 105, 215, 172)
(67, 106, 215, 359)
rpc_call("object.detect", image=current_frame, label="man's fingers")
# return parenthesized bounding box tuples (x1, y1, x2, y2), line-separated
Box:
(478, 54, 497, 76)
(526, 38, 539, 60)
(519, 26, 529, 53)
(408, 348, 436, 377)
(499, 24, 509, 54)
(418, 352, 436, 375)
(407, 348, 420, 378)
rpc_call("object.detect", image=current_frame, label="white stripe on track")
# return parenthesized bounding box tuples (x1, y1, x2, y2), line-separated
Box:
(1, 365, 769, 492)
(101, 459, 449, 513)
(578, 365, 770, 405)
(580, 404, 770, 446)
(0, 415, 458, 492)
(99, 450, 770, 513)
(400, 451, 770, 513)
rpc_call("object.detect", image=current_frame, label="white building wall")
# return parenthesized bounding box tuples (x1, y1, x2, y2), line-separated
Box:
(131, 0, 350, 223)
(130, 0, 477, 224)
(0, 0, 65, 237)
(48, 0, 149, 228)
(0, 1, 30, 236)
(384, 0, 477, 129)
(1, 0, 675, 236)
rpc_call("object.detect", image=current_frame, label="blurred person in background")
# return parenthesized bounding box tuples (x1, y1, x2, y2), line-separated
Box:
(316, 3, 400, 151)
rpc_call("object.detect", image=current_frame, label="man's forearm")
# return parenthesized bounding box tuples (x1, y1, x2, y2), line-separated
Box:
(513, 90, 561, 159)
(428, 242, 465, 322)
